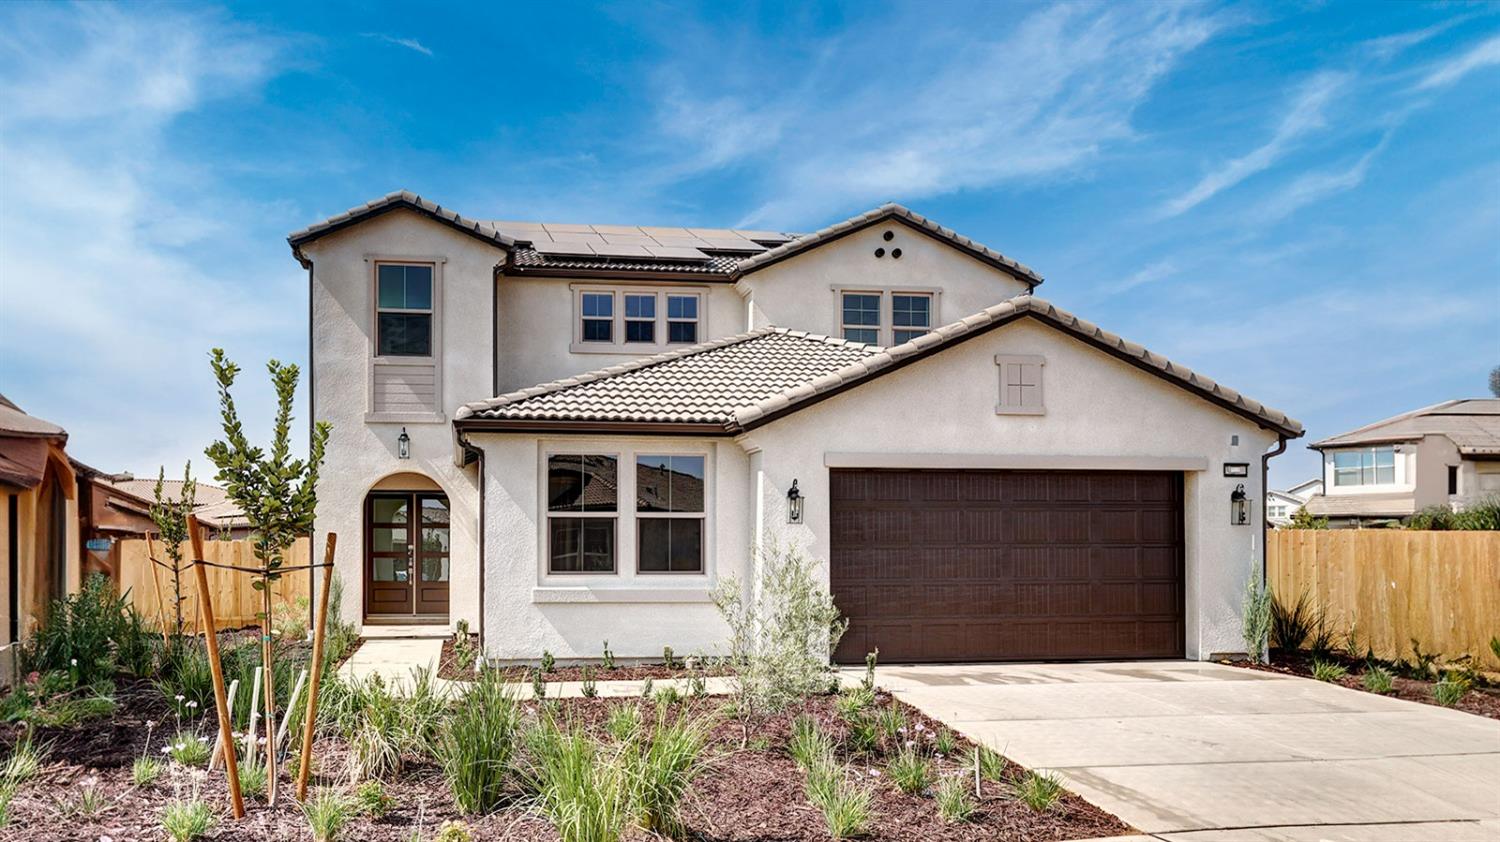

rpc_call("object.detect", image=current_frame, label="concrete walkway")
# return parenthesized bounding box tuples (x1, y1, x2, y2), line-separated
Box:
(337, 636, 734, 698)
(862, 661, 1500, 841)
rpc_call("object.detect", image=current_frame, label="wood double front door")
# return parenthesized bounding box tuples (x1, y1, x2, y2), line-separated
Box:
(364, 491, 450, 619)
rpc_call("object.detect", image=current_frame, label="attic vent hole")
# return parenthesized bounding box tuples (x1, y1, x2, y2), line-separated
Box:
(874, 248, 886, 258)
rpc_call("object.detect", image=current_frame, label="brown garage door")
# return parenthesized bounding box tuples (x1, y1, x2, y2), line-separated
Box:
(830, 469, 1183, 664)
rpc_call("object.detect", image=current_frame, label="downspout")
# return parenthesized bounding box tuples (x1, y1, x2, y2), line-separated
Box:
(1260, 435, 1288, 585)
(458, 433, 485, 655)
(305, 257, 317, 629)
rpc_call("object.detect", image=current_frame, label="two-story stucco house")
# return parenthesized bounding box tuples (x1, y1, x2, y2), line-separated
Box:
(287, 191, 1302, 665)
(1303, 399, 1500, 527)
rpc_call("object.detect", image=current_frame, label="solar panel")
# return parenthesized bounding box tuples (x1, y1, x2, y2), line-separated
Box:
(699, 236, 767, 252)
(590, 244, 653, 257)
(643, 245, 712, 262)
(533, 241, 598, 257)
(736, 229, 794, 243)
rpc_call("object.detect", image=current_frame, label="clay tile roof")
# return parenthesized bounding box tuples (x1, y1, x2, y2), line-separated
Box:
(1309, 399, 1500, 455)
(287, 190, 517, 263)
(734, 203, 1044, 286)
(456, 294, 1302, 438)
(0, 393, 67, 439)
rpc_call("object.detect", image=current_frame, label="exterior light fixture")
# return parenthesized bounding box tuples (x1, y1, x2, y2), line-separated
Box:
(1230, 484, 1248, 525)
(397, 427, 410, 460)
(787, 479, 804, 524)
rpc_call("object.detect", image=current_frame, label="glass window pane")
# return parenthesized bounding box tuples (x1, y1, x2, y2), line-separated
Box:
(843, 328, 878, 344)
(373, 527, 408, 553)
(550, 517, 616, 573)
(638, 518, 670, 572)
(373, 557, 408, 582)
(404, 269, 432, 310)
(421, 555, 449, 582)
(1333, 452, 1360, 469)
(378, 313, 432, 356)
(377, 266, 406, 309)
(548, 455, 617, 512)
(637, 455, 704, 512)
(582, 519, 615, 571)
(1374, 448, 1394, 468)
(893, 329, 926, 344)
(625, 320, 655, 343)
(420, 497, 448, 524)
(892, 294, 930, 327)
(638, 518, 702, 573)
(668, 321, 697, 344)
(667, 295, 697, 319)
(582, 318, 612, 342)
(1376, 465, 1395, 484)
(372, 498, 408, 524)
(421, 526, 449, 554)
(624, 294, 655, 319)
(549, 518, 580, 572)
(842, 293, 880, 327)
(582, 292, 613, 317)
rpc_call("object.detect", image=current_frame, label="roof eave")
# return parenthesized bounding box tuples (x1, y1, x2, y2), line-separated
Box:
(453, 418, 732, 436)
(287, 191, 516, 264)
(502, 265, 735, 283)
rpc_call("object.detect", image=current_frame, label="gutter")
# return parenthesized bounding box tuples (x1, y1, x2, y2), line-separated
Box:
(1261, 435, 1288, 585)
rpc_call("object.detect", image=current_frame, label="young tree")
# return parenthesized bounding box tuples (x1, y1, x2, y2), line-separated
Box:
(149, 463, 197, 641)
(204, 349, 330, 805)
(1489, 365, 1499, 398)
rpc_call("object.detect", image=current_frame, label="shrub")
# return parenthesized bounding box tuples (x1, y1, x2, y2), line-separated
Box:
(238, 762, 268, 798)
(1311, 659, 1349, 682)
(686, 671, 706, 698)
(711, 543, 848, 724)
(1452, 496, 1500, 530)
(1286, 507, 1328, 529)
(1270, 591, 1317, 652)
(581, 666, 597, 698)
(887, 745, 932, 794)
(439, 669, 522, 815)
(934, 727, 957, 757)
(935, 773, 976, 823)
(541, 651, 556, 673)
(662, 646, 677, 669)
(346, 677, 408, 780)
(1241, 575, 1272, 663)
(803, 756, 872, 840)
(845, 714, 880, 755)
(29, 692, 117, 727)
(874, 703, 907, 748)
(788, 714, 834, 770)
(1407, 505, 1457, 530)
(835, 686, 874, 720)
(2, 732, 45, 782)
(1433, 675, 1470, 707)
(434, 820, 474, 842)
(1361, 665, 1395, 695)
(160, 797, 215, 841)
(654, 684, 682, 707)
(524, 717, 633, 842)
(133, 756, 166, 787)
(531, 669, 547, 700)
(167, 731, 211, 766)
(1012, 769, 1064, 812)
(355, 779, 394, 818)
(861, 649, 878, 692)
(602, 640, 615, 670)
(23, 573, 154, 687)
(452, 620, 478, 673)
(626, 707, 711, 836)
(605, 703, 641, 743)
(969, 744, 1006, 782)
(301, 788, 354, 842)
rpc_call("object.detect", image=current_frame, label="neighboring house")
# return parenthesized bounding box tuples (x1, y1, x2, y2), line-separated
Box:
(1266, 477, 1323, 526)
(0, 395, 83, 682)
(75, 462, 153, 582)
(290, 191, 1302, 664)
(1304, 399, 1500, 527)
(110, 477, 254, 540)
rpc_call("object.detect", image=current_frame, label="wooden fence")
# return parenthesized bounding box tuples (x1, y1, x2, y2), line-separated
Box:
(1267, 530, 1500, 670)
(118, 536, 311, 632)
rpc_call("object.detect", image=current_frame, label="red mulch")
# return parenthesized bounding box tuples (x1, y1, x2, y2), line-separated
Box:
(437, 635, 733, 683)
(1229, 651, 1500, 720)
(1, 680, 1131, 840)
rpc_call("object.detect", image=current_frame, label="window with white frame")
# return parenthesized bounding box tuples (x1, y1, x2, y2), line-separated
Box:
(573, 287, 703, 351)
(841, 292, 881, 344)
(994, 354, 1045, 415)
(546, 454, 618, 573)
(891, 293, 932, 343)
(1269, 503, 1288, 519)
(580, 292, 614, 343)
(1332, 447, 1395, 487)
(376, 263, 434, 356)
(636, 454, 705, 573)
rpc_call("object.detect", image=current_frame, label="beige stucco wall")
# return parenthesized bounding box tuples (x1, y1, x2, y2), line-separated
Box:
(742, 223, 1034, 337)
(736, 318, 1280, 661)
(302, 208, 505, 630)
(472, 434, 752, 663)
(495, 276, 745, 393)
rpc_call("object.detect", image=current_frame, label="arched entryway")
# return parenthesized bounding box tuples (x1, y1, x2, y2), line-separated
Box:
(364, 473, 449, 622)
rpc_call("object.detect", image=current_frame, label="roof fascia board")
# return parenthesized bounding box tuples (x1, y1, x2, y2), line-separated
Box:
(452, 418, 730, 436)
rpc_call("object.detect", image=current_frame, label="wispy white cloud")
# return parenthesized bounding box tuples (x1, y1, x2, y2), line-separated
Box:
(362, 33, 434, 57)
(1414, 32, 1500, 90)
(1103, 259, 1178, 296)
(1362, 15, 1472, 61)
(1244, 132, 1391, 224)
(1159, 71, 1349, 218)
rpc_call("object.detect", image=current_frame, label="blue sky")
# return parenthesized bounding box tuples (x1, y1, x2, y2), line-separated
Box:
(1, 1, 1496, 490)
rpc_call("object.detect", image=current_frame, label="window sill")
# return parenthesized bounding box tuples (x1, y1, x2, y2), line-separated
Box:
(366, 411, 446, 424)
(994, 406, 1045, 416)
(569, 341, 697, 356)
(531, 587, 713, 605)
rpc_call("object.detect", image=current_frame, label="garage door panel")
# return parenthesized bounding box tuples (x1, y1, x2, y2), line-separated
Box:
(831, 469, 1184, 663)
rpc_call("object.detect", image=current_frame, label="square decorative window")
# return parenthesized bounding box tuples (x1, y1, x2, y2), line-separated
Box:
(994, 354, 1045, 415)
(636, 454, 705, 573)
(1332, 447, 1395, 487)
(376, 264, 433, 356)
(624, 293, 656, 343)
(842, 293, 881, 344)
(891, 294, 932, 344)
(581, 292, 614, 343)
(546, 454, 617, 573)
(667, 295, 699, 344)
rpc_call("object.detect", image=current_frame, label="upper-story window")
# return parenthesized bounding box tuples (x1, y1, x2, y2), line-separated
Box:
(1332, 447, 1395, 487)
(376, 264, 433, 356)
(573, 286, 704, 353)
(892, 293, 932, 343)
(841, 292, 881, 344)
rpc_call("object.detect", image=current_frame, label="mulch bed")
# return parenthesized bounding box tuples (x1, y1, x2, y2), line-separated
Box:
(1228, 650, 1500, 720)
(437, 635, 734, 683)
(1, 680, 1131, 840)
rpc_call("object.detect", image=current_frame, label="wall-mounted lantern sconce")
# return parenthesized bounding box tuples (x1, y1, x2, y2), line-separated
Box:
(397, 427, 411, 460)
(787, 479, 804, 524)
(1230, 483, 1248, 525)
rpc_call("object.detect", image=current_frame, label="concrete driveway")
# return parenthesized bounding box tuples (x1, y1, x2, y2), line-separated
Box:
(866, 661, 1500, 841)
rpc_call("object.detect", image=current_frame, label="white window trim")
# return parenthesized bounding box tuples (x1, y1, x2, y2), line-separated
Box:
(569, 284, 708, 354)
(366, 255, 445, 423)
(1324, 445, 1407, 492)
(994, 353, 1045, 416)
(536, 441, 715, 590)
(829, 286, 942, 346)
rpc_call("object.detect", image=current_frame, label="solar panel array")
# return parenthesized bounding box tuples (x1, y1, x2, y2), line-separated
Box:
(491, 221, 797, 263)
